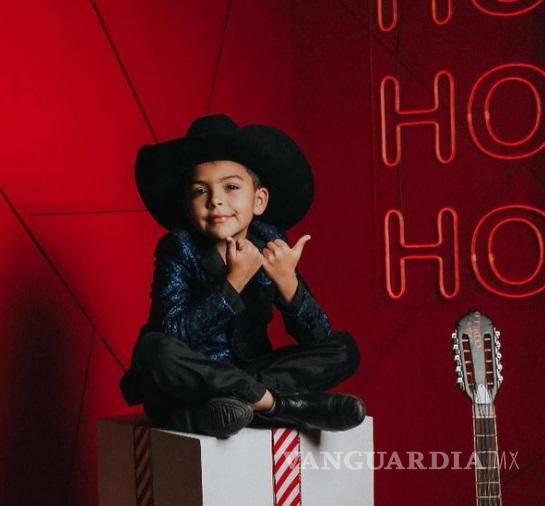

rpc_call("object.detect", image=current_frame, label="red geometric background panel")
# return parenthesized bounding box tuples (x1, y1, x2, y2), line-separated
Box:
(26, 212, 161, 367)
(92, 0, 230, 139)
(0, 1, 149, 214)
(0, 192, 94, 505)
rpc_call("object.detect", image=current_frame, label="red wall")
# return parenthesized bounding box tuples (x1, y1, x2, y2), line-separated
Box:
(1, 1, 544, 504)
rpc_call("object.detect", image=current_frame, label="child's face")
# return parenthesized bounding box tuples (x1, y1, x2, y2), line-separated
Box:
(184, 160, 269, 243)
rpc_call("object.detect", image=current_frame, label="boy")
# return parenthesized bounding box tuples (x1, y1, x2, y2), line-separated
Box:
(120, 114, 365, 438)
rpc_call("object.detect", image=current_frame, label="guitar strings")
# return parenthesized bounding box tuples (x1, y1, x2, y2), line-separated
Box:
(474, 401, 500, 505)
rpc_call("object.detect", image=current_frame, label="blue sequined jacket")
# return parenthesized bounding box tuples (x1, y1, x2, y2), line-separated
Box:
(138, 219, 332, 364)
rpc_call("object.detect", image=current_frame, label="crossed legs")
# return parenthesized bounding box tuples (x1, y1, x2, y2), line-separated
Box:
(120, 330, 360, 427)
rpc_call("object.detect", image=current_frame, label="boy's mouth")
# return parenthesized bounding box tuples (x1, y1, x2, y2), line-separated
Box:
(207, 214, 232, 224)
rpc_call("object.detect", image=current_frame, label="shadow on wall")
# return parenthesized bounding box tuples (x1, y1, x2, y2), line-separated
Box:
(0, 213, 94, 506)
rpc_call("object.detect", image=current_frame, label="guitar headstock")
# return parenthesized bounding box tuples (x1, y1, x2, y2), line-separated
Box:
(452, 310, 503, 404)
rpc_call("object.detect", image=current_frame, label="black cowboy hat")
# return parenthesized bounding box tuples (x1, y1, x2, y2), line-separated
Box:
(135, 114, 314, 231)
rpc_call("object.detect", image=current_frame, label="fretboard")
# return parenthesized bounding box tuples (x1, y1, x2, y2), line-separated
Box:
(473, 403, 502, 506)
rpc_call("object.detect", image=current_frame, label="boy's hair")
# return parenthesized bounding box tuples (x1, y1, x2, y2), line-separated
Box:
(244, 166, 262, 189)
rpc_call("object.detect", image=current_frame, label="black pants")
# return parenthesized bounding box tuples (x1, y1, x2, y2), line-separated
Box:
(120, 330, 360, 420)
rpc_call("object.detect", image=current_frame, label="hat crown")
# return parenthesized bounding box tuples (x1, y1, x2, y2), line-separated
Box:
(186, 114, 239, 138)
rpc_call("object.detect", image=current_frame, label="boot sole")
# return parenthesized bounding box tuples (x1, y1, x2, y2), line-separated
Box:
(193, 397, 254, 438)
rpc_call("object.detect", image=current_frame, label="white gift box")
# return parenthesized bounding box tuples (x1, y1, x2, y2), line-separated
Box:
(97, 414, 374, 506)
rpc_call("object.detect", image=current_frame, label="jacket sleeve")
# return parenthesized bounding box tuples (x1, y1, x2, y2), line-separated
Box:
(273, 270, 333, 344)
(147, 231, 245, 348)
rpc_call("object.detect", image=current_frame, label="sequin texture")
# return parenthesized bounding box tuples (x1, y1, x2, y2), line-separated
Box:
(140, 219, 333, 363)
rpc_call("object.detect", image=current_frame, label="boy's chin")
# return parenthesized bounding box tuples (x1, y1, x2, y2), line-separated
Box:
(203, 227, 245, 242)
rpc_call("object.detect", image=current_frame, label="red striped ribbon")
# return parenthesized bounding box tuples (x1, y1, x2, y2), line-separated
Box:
(272, 428, 302, 506)
(133, 425, 154, 506)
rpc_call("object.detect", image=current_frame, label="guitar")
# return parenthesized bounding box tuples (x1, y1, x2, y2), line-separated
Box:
(452, 310, 504, 506)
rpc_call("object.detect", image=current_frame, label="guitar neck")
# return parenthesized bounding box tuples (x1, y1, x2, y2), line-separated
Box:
(473, 403, 502, 506)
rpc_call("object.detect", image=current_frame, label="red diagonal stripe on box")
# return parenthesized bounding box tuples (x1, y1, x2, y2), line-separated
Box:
(272, 428, 302, 506)
(274, 437, 300, 476)
(273, 427, 293, 454)
(133, 424, 154, 506)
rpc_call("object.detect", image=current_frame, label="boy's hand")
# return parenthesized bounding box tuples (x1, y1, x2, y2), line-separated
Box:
(225, 237, 263, 293)
(262, 235, 311, 303)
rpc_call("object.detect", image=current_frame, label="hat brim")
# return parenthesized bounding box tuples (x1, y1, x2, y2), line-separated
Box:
(135, 124, 314, 231)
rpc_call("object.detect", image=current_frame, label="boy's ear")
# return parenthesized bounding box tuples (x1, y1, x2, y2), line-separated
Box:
(253, 186, 269, 216)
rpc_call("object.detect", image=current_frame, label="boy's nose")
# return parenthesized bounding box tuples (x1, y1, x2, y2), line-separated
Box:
(207, 193, 224, 208)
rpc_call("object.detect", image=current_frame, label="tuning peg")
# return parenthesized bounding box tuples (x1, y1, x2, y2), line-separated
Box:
(452, 343, 459, 351)
(495, 340, 501, 349)
(495, 330, 501, 338)
(496, 351, 502, 360)
(451, 332, 457, 341)
(456, 378, 464, 389)
(497, 363, 503, 371)
(454, 355, 461, 363)
(497, 373, 503, 383)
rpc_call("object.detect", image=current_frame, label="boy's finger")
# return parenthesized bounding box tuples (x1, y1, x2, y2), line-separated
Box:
(266, 240, 280, 252)
(293, 235, 311, 251)
(273, 239, 289, 250)
(245, 239, 259, 250)
(242, 237, 256, 249)
(262, 248, 273, 262)
(226, 237, 237, 257)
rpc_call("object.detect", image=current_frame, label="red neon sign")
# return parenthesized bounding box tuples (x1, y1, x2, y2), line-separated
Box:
(384, 208, 460, 299)
(380, 71, 455, 167)
(471, 205, 545, 298)
(378, 0, 542, 31)
(468, 63, 545, 159)
(377, 0, 452, 32)
(470, 0, 544, 16)
(488, 218, 544, 285)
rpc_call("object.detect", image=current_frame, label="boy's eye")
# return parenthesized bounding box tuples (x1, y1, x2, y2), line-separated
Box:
(226, 184, 239, 190)
(191, 187, 207, 196)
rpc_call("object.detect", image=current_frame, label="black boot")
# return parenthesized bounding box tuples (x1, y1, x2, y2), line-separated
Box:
(253, 390, 365, 431)
(146, 397, 254, 438)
